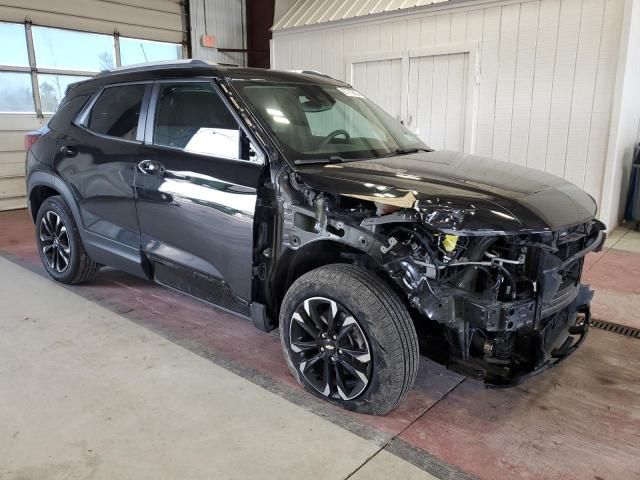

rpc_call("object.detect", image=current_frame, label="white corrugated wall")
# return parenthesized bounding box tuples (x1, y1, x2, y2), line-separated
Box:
(0, 0, 187, 211)
(272, 0, 626, 226)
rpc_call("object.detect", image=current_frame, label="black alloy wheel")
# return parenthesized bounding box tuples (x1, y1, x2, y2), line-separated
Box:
(280, 264, 419, 415)
(289, 296, 372, 401)
(35, 195, 101, 284)
(39, 210, 71, 273)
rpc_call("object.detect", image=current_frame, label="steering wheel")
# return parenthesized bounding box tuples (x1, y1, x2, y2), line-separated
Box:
(318, 129, 351, 148)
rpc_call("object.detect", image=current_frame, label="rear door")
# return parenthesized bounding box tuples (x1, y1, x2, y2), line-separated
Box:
(134, 79, 264, 310)
(56, 82, 150, 268)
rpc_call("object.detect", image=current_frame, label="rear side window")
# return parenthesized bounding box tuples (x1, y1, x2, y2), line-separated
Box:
(153, 82, 241, 159)
(88, 84, 146, 140)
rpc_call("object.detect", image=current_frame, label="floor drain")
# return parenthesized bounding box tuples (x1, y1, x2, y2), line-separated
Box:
(591, 319, 640, 339)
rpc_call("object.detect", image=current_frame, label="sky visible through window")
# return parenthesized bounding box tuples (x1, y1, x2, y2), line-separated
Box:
(0, 22, 182, 113)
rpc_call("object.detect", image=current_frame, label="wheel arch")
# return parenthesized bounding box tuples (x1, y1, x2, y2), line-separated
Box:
(269, 239, 377, 319)
(27, 172, 82, 228)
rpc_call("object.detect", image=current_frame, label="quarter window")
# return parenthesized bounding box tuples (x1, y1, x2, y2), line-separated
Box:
(88, 84, 146, 140)
(153, 82, 243, 160)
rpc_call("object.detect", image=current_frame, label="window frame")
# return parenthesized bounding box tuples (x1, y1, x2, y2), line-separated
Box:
(74, 81, 153, 144)
(143, 78, 266, 165)
(0, 21, 184, 116)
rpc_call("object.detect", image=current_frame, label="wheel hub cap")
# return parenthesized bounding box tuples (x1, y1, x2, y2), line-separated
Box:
(288, 297, 372, 401)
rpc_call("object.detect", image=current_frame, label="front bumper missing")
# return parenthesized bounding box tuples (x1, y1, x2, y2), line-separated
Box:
(487, 302, 591, 388)
(416, 224, 605, 387)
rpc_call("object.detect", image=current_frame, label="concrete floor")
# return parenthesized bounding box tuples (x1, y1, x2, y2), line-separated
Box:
(1, 209, 639, 480)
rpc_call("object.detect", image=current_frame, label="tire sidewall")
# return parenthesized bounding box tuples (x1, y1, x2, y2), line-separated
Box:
(35, 196, 82, 283)
(280, 268, 406, 414)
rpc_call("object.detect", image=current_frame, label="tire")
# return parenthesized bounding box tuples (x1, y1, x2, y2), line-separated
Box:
(280, 264, 419, 415)
(35, 195, 100, 284)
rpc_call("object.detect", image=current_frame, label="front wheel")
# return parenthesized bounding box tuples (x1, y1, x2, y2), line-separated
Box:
(280, 264, 419, 415)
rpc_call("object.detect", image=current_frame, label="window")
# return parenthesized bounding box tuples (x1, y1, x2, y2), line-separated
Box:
(0, 22, 29, 67)
(0, 22, 183, 114)
(88, 84, 146, 140)
(120, 38, 181, 66)
(0, 72, 34, 113)
(153, 82, 243, 160)
(38, 74, 91, 114)
(32, 26, 115, 72)
(234, 82, 424, 161)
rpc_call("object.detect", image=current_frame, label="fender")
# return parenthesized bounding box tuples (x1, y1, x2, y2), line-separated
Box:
(27, 171, 149, 280)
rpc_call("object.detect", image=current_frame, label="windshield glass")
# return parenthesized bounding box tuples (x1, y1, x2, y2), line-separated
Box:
(231, 81, 427, 161)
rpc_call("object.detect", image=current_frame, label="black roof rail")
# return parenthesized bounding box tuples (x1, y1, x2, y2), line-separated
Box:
(95, 59, 238, 77)
(288, 69, 341, 82)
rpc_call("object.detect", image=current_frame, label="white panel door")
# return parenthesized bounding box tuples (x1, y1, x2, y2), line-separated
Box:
(407, 51, 469, 151)
(350, 58, 404, 121)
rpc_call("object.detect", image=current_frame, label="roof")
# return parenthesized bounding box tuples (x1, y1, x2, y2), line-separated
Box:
(69, 60, 345, 94)
(273, 0, 451, 31)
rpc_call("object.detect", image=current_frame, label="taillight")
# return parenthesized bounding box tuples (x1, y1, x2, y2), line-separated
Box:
(24, 131, 42, 152)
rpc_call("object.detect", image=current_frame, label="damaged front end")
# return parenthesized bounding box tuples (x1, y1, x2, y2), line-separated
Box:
(374, 212, 606, 386)
(281, 182, 606, 387)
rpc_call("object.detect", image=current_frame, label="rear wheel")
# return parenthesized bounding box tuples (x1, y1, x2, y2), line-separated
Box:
(35, 195, 100, 284)
(280, 264, 419, 415)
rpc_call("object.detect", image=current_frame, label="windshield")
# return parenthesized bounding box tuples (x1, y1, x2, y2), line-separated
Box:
(231, 80, 428, 162)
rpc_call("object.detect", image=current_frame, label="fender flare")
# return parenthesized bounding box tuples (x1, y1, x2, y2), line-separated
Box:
(27, 171, 85, 234)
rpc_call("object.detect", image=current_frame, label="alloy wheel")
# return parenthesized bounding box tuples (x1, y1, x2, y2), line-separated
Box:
(39, 211, 71, 273)
(288, 297, 372, 401)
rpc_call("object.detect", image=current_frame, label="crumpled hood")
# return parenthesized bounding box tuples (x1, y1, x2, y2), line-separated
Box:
(296, 151, 598, 233)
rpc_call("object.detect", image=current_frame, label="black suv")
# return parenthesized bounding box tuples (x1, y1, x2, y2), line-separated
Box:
(26, 60, 606, 415)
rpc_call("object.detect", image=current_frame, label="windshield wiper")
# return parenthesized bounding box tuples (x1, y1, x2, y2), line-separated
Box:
(390, 147, 431, 156)
(294, 155, 345, 165)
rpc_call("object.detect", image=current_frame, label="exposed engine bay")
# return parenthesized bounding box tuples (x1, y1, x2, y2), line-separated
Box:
(277, 181, 606, 386)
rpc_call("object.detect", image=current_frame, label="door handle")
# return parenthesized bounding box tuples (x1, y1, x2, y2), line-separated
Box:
(59, 145, 77, 157)
(138, 159, 165, 176)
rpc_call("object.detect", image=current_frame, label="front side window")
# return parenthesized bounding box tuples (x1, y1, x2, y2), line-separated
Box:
(232, 81, 426, 162)
(88, 84, 146, 140)
(153, 82, 243, 160)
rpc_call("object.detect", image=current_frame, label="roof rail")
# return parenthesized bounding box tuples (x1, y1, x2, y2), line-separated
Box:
(96, 59, 237, 76)
(288, 69, 340, 81)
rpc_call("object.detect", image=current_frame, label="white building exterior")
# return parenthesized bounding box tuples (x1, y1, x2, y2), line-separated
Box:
(272, 0, 640, 229)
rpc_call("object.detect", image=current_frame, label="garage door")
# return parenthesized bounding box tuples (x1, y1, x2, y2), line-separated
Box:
(0, 0, 187, 211)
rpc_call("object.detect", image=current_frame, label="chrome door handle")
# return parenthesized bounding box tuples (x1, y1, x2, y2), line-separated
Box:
(138, 159, 165, 175)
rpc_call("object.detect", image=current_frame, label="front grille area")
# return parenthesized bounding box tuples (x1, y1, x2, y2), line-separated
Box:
(540, 224, 590, 319)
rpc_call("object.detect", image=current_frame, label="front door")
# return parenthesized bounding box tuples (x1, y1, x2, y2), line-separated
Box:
(134, 80, 263, 309)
